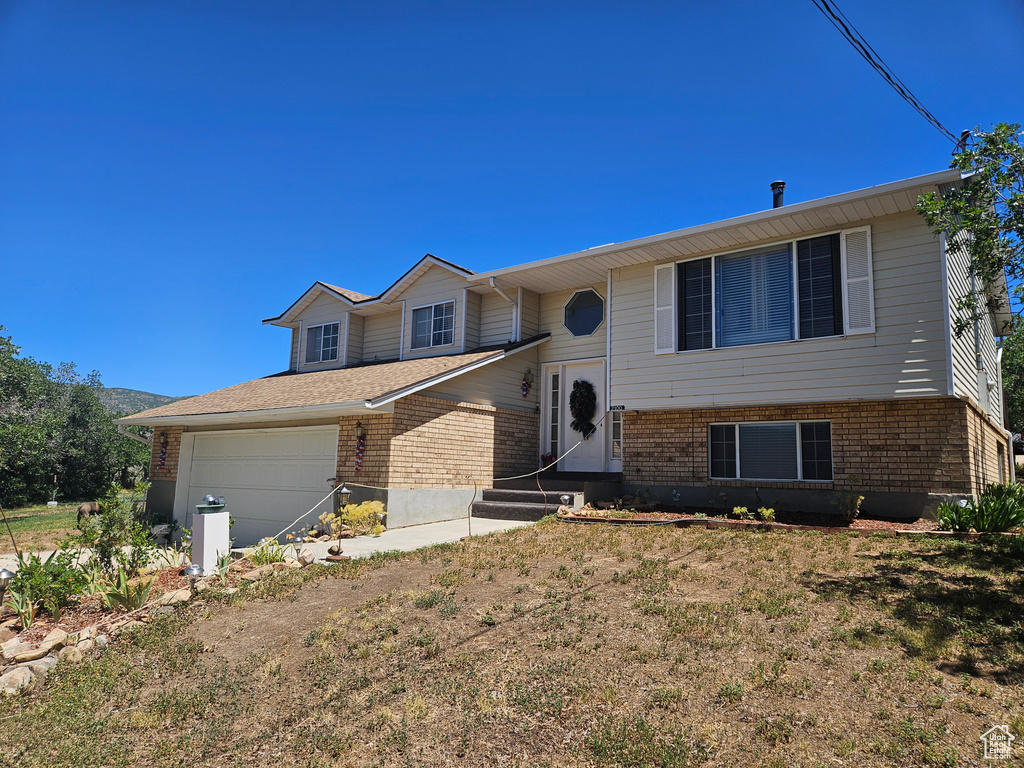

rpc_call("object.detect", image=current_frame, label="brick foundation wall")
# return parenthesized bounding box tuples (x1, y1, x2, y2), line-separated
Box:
(965, 402, 1011, 491)
(148, 426, 185, 482)
(622, 397, 1010, 496)
(388, 395, 538, 488)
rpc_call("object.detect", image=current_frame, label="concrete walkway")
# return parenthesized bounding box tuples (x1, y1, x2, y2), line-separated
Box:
(0, 517, 533, 572)
(252, 516, 534, 561)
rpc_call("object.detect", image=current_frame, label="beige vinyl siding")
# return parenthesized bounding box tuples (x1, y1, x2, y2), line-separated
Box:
(362, 311, 401, 362)
(396, 266, 466, 360)
(421, 349, 541, 412)
(346, 313, 364, 365)
(289, 328, 299, 371)
(479, 292, 514, 346)
(520, 289, 540, 338)
(464, 291, 481, 350)
(609, 212, 950, 409)
(537, 284, 608, 365)
(295, 293, 348, 373)
(946, 232, 1004, 421)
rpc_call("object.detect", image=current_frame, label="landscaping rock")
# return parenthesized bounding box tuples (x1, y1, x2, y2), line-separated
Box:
(58, 646, 83, 664)
(0, 628, 15, 645)
(241, 565, 274, 582)
(78, 625, 97, 640)
(77, 639, 94, 652)
(283, 556, 297, 565)
(0, 666, 35, 695)
(43, 628, 68, 648)
(222, 587, 239, 595)
(155, 588, 191, 606)
(21, 655, 59, 679)
(283, 560, 302, 569)
(2, 641, 33, 662)
(13, 643, 57, 663)
(298, 549, 316, 566)
(95, 634, 108, 649)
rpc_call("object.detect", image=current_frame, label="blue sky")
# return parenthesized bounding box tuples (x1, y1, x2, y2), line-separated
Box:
(2, 0, 1022, 396)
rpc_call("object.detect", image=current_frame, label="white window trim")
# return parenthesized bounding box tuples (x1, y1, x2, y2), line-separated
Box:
(410, 299, 457, 350)
(708, 420, 833, 483)
(304, 321, 341, 364)
(561, 288, 606, 338)
(662, 225, 871, 354)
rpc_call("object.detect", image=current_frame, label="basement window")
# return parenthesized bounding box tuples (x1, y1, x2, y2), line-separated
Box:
(709, 421, 832, 481)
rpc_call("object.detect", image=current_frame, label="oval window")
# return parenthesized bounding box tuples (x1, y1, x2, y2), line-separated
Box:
(563, 289, 604, 337)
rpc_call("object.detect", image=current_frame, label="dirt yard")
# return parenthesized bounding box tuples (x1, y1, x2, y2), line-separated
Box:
(2, 521, 1022, 767)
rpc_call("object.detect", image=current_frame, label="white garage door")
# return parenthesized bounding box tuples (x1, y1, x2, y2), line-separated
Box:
(184, 426, 339, 546)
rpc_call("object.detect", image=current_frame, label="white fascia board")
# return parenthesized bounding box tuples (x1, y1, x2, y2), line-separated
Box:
(470, 169, 962, 284)
(366, 335, 550, 409)
(115, 399, 378, 427)
(262, 282, 359, 326)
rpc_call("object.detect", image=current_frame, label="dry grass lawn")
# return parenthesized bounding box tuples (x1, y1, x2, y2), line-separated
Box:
(2, 521, 1023, 767)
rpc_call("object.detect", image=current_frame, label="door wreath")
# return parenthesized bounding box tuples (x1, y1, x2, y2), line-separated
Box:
(569, 379, 597, 439)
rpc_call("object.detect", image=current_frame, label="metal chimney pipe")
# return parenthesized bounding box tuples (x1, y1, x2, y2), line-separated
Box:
(771, 181, 785, 208)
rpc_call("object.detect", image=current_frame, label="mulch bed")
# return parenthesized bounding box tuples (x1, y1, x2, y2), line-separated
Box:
(558, 505, 943, 533)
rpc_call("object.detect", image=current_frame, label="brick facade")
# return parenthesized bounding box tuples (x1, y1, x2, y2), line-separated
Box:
(622, 397, 1010, 497)
(148, 426, 184, 482)
(387, 395, 537, 488)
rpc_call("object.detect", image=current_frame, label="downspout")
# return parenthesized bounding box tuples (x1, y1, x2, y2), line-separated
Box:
(488, 277, 519, 342)
(997, 345, 1015, 484)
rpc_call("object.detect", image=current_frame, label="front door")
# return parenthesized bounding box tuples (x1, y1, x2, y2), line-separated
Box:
(558, 361, 605, 472)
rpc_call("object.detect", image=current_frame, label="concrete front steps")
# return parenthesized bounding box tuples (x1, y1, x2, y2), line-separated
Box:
(472, 472, 622, 522)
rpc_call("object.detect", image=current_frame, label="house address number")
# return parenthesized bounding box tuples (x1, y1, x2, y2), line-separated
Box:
(609, 405, 625, 411)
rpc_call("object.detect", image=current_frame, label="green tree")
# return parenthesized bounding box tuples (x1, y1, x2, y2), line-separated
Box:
(917, 123, 1024, 336)
(0, 327, 150, 506)
(1001, 321, 1024, 436)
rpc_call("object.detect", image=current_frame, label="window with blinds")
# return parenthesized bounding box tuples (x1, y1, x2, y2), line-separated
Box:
(656, 226, 872, 354)
(709, 421, 832, 481)
(411, 300, 456, 349)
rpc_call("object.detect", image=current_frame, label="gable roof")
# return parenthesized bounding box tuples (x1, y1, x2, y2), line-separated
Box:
(118, 335, 548, 426)
(264, 254, 474, 326)
(470, 169, 965, 294)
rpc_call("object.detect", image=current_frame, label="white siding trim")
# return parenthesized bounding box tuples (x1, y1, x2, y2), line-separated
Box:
(399, 301, 406, 361)
(841, 226, 875, 335)
(654, 263, 675, 354)
(606, 269, 612, 402)
(516, 286, 524, 342)
(460, 288, 468, 352)
(342, 314, 349, 367)
(939, 232, 955, 396)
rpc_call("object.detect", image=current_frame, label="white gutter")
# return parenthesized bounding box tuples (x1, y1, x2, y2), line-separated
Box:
(117, 425, 153, 446)
(471, 169, 962, 284)
(116, 399, 372, 426)
(489, 277, 519, 342)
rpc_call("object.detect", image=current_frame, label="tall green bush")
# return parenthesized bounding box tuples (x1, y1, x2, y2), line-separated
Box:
(936, 483, 1024, 533)
(71, 482, 156, 576)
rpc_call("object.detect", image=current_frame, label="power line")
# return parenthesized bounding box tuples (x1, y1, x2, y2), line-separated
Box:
(810, 0, 957, 144)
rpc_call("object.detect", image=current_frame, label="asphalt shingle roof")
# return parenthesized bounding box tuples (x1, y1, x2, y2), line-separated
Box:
(124, 336, 546, 422)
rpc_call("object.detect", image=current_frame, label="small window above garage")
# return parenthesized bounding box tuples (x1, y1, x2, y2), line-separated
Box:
(563, 289, 604, 337)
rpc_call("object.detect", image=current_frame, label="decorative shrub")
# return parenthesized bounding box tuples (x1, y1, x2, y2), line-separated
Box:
(9, 549, 88, 619)
(342, 500, 387, 535)
(936, 483, 1024, 533)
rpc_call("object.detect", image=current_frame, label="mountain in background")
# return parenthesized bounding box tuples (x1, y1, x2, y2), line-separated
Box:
(98, 387, 192, 415)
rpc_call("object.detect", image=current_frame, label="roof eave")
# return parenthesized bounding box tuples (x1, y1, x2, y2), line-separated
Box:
(116, 399, 376, 427)
(470, 169, 963, 285)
